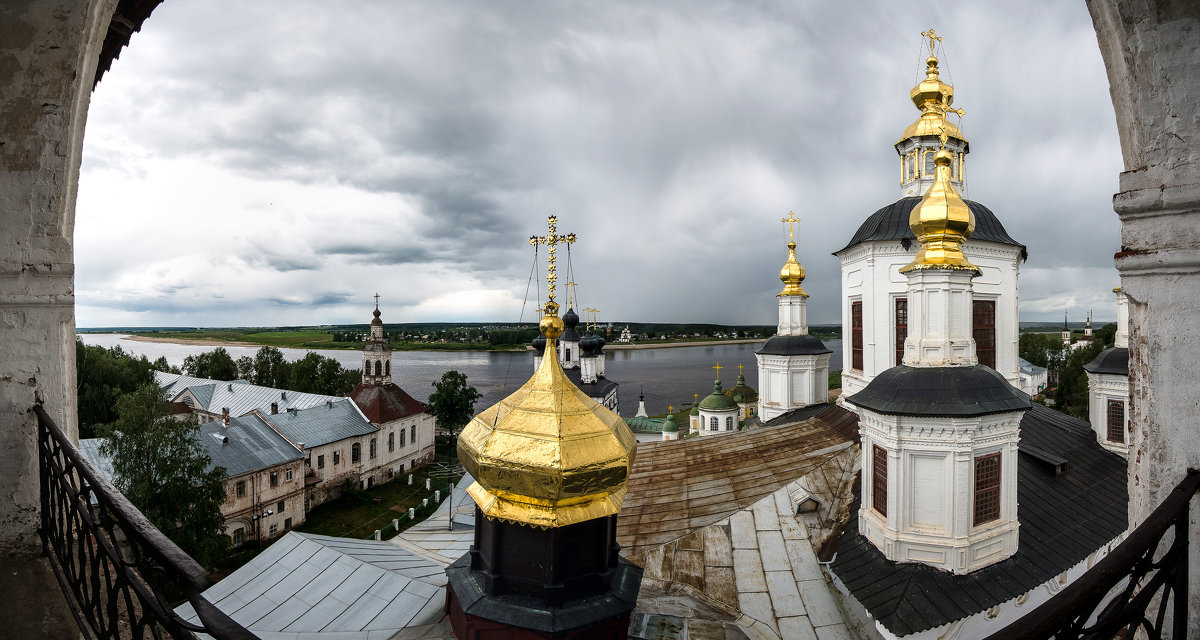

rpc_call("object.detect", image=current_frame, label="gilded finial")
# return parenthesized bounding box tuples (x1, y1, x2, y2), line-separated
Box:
(898, 30, 967, 146)
(668, 405, 674, 414)
(900, 141, 979, 274)
(778, 212, 808, 298)
(713, 363, 723, 376)
(921, 29, 942, 56)
(529, 216, 576, 336)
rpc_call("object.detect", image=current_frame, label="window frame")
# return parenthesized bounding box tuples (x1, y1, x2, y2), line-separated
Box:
(851, 300, 864, 371)
(973, 453, 1002, 526)
(973, 299, 997, 370)
(871, 445, 887, 517)
(317, 454, 325, 469)
(895, 297, 908, 367)
(236, 480, 246, 498)
(352, 442, 361, 463)
(1107, 399, 1126, 443)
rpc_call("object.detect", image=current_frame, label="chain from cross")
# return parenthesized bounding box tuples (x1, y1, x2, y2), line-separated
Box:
(921, 29, 942, 57)
(529, 215, 576, 315)
(781, 211, 801, 241)
(373, 292, 380, 308)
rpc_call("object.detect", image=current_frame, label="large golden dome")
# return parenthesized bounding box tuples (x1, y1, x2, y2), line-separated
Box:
(900, 146, 979, 274)
(457, 322, 636, 528)
(896, 55, 968, 147)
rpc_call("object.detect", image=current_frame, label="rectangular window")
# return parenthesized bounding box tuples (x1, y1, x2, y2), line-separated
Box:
(895, 298, 908, 366)
(388, 432, 395, 452)
(268, 524, 278, 537)
(973, 300, 997, 370)
(233, 528, 244, 546)
(370, 438, 377, 459)
(400, 428, 406, 447)
(851, 301, 864, 371)
(284, 517, 292, 532)
(269, 471, 278, 488)
(236, 480, 246, 498)
(872, 445, 887, 517)
(333, 451, 341, 465)
(317, 454, 325, 469)
(277, 500, 285, 513)
(1107, 400, 1125, 443)
(974, 453, 1002, 526)
(285, 467, 293, 481)
(411, 425, 416, 445)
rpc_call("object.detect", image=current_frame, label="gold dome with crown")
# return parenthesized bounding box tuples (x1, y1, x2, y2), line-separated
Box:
(458, 217, 636, 528)
(900, 140, 979, 274)
(897, 30, 967, 146)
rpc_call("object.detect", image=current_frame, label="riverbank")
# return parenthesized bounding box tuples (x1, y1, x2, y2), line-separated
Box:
(603, 338, 765, 350)
(115, 333, 778, 352)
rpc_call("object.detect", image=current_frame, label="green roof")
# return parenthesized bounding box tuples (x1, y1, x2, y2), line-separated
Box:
(699, 379, 738, 410)
(626, 416, 669, 433)
(725, 373, 758, 403)
(662, 415, 678, 432)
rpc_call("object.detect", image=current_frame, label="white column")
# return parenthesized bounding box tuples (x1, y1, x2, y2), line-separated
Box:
(1115, 289, 1129, 349)
(903, 269, 978, 367)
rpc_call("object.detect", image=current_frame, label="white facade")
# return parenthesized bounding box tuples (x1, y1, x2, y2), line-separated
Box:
(838, 239, 1021, 397)
(1086, 289, 1130, 456)
(757, 353, 830, 421)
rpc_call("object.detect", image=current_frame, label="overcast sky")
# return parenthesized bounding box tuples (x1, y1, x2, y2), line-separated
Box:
(75, 1, 1124, 328)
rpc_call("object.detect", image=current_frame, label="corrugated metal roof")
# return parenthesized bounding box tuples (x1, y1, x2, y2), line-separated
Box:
(155, 371, 345, 418)
(830, 404, 1128, 636)
(200, 415, 303, 477)
(260, 400, 378, 448)
(176, 532, 449, 638)
(1018, 357, 1048, 375)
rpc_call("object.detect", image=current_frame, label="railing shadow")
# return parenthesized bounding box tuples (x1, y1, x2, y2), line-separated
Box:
(35, 405, 257, 640)
(985, 468, 1200, 640)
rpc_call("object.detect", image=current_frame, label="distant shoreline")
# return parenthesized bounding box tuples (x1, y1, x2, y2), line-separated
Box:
(94, 333, 798, 352)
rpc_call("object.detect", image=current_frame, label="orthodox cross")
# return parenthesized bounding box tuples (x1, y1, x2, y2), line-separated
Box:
(373, 292, 380, 309)
(921, 29, 942, 56)
(713, 363, 723, 377)
(781, 211, 801, 241)
(738, 364, 744, 377)
(529, 215, 576, 316)
(668, 405, 674, 414)
(693, 393, 699, 405)
(565, 280, 578, 309)
(584, 307, 599, 331)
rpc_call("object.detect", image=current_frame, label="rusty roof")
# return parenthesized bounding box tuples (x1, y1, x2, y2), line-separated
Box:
(349, 382, 429, 424)
(617, 405, 858, 557)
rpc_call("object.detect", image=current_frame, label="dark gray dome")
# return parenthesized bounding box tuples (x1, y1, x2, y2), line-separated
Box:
(847, 365, 1031, 417)
(837, 197, 1025, 256)
(757, 334, 832, 356)
(1084, 347, 1128, 376)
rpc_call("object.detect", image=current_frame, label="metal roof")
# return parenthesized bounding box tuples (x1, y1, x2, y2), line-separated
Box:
(260, 400, 378, 448)
(835, 197, 1025, 255)
(756, 334, 832, 356)
(830, 404, 1128, 636)
(176, 532, 448, 639)
(155, 371, 345, 418)
(846, 365, 1032, 417)
(1083, 347, 1129, 376)
(1018, 357, 1048, 375)
(199, 415, 304, 478)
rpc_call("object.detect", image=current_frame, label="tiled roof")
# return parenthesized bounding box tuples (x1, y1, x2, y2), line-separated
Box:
(155, 371, 344, 418)
(618, 405, 860, 557)
(260, 400, 377, 449)
(830, 404, 1128, 636)
(836, 197, 1025, 254)
(349, 382, 429, 424)
(176, 532, 448, 638)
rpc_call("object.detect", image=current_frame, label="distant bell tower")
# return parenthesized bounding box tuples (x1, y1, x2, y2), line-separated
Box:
(361, 294, 392, 385)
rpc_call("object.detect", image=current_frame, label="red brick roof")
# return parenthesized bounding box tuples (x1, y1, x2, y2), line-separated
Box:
(349, 383, 428, 424)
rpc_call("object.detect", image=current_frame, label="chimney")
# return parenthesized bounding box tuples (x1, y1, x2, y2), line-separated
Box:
(281, 391, 287, 400)
(271, 402, 278, 414)
(227, 383, 233, 392)
(327, 400, 333, 408)
(222, 407, 230, 426)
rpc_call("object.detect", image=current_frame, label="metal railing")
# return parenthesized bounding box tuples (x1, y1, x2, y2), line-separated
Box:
(986, 468, 1200, 640)
(35, 405, 257, 639)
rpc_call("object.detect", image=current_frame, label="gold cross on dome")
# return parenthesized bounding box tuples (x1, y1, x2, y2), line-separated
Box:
(668, 405, 674, 414)
(583, 307, 599, 331)
(693, 393, 699, 404)
(738, 364, 744, 376)
(921, 29, 942, 56)
(713, 363, 723, 375)
(565, 281, 578, 308)
(781, 211, 801, 241)
(529, 215, 576, 315)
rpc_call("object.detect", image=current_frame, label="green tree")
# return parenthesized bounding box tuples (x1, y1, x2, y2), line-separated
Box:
(76, 339, 158, 438)
(97, 384, 230, 569)
(428, 370, 483, 433)
(235, 355, 255, 381)
(288, 352, 358, 396)
(182, 347, 238, 380)
(252, 346, 291, 388)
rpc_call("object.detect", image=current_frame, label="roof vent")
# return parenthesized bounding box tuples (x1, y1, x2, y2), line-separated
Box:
(297, 442, 305, 450)
(281, 391, 287, 400)
(288, 407, 297, 414)
(227, 384, 233, 392)
(327, 400, 333, 408)
(1021, 445, 1068, 476)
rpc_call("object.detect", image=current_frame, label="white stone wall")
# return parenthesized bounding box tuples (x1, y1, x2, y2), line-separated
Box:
(856, 408, 1022, 575)
(1087, 371, 1129, 456)
(698, 405, 739, 435)
(756, 353, 831, 421)
(838, 240, 1021, 397)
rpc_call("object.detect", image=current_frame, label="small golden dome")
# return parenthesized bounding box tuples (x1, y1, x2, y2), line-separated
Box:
(896, 55, 968, 146)
(457, 320, 636, 528)
(778, 240, 808, 297)
(900, 147, 979, 274)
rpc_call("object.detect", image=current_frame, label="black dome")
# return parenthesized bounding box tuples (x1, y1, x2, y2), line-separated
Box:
(757, 334, 832, 356)
(1084, 347, 1128, 376)
(563, 308, 580, 328)
(836, 197, 1025, 255)
(531, 335, 546, 351)
(847, 365, 1031, 417)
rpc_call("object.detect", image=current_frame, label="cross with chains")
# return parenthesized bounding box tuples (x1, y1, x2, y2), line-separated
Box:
(781, 211, 801, 241)
(529, 216, 576, 316)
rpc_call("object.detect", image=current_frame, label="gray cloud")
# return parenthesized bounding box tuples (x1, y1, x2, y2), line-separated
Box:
(76, 0, 1124, 327)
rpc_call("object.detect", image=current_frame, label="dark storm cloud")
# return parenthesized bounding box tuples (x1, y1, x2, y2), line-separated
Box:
(79, 0, 1124, 326)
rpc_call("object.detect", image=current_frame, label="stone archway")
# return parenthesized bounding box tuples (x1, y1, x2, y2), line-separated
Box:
(2, 4, 1198, 627)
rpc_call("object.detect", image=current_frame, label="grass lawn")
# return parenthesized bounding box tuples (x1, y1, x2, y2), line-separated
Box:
(295, 461, 461, 539)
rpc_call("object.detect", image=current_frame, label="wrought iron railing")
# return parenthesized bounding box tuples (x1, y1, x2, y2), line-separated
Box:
(35, 405, 257, 640)
(986, 468, 1200, 640)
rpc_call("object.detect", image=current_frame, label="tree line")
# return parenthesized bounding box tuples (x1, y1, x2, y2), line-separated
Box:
(182, 346, 360, 396)
(1017, 323, 1117, 421)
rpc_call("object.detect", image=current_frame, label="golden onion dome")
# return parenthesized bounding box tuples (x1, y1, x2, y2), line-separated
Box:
(457, 312, 636, 528)
(900, 146, 979, 274)
(896, 56, 968, 146)
(778, 240, 808, 297)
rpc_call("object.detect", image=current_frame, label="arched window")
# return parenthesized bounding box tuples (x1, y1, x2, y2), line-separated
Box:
(374, 360, 382, 376)
(369, 438, 377, 459)
(411, 424, 416, 444)
(385, 360, 390, 376)
(725, 417, 734, 430)
(352, 443, 361, 463)
(709, 417, 717, 431)
(388, 432, 395, 452)
(400, 428, 406, 447)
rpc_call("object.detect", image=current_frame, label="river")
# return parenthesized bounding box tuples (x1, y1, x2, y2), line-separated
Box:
(78, 334, 842, 419)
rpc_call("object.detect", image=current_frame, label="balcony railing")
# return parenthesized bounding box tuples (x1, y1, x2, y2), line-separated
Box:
(986, 468, 1200, 640)
(35, 405, 257, 640)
